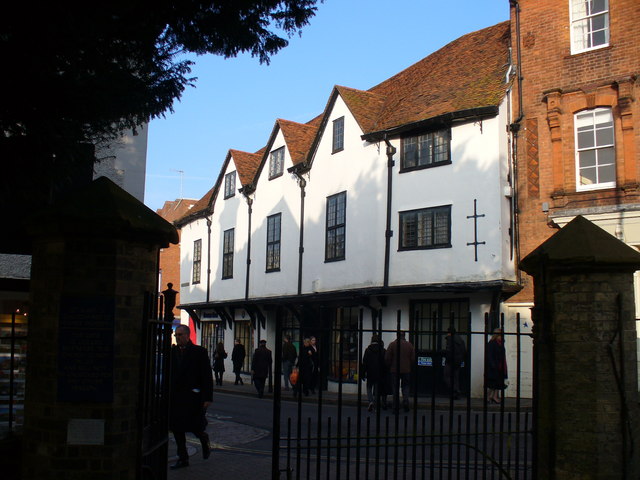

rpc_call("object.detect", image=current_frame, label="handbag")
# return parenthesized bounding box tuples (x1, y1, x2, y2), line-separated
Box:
(289, 367, 299, 385)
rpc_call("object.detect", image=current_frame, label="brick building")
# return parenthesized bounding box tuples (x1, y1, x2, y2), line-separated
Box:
(508, 0, 640, 308)
(156, 198, 197, 321)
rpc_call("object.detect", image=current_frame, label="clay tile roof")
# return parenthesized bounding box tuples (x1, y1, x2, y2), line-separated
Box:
(156, 198, 198, 223)
(335, 86, 386, 133)
(229, 149, 262, 186)
(368, 21, 511, 133)
(277, 119, 318, 165)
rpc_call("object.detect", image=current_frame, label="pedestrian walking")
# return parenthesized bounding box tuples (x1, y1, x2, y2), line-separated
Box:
(251, 339, 273, 398)
(295, 338, 313, 397)
(385, 331, 415, 413)
(361, 334, 388, 412)
(309, 336, 319, 394)
(282, 335, 297, 391)
(169, 324, 213, 469)
(231, 338, 246, 385)
(443, 327, 466, 399)
(212, 341, 227, 386)
(485, 328, 508, 404)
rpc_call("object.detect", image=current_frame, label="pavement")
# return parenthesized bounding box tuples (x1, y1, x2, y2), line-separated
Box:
(167, 377, 532, 480)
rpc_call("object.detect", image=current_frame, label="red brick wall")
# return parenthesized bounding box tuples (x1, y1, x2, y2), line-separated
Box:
(510, 0, 640, 302)
(156, 199, 197, 317)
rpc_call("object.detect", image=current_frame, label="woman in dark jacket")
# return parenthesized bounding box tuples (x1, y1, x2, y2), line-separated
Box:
(212, 342, 227, 386)
(485, 328, 508, 404)
(231, 338, 246, 385)
(361, 334, 388, 411)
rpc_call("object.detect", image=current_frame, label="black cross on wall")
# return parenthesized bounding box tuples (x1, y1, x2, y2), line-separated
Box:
(467, 199, 486, 262)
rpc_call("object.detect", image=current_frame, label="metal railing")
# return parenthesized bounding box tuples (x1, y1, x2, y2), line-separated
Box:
(272, 308, 534, 480)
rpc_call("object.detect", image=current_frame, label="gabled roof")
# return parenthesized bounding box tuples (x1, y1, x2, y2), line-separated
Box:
(179, 21, 512, 226)
(277, 119, 318, 166)
(335, 86, 386, 134)
(367, 21, 511, 134)
(229, 149, 263, 186)
(174, 186, 216, 227)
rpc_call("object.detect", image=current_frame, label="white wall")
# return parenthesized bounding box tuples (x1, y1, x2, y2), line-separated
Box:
(389, 103, 514, 286)
(302, 97, 387, 293)
(250, 130, 303, 298)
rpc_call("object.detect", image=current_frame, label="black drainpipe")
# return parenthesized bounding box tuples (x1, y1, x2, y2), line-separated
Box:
(295, 173, 307, 295)
(509, 0, 524, 285)
(383, 137, 396, 288)
(206, 216, 212, 303)
(244, 196, 253, 300)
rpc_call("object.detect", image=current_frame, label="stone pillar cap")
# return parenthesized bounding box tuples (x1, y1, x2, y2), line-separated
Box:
(519, 215, 640, 275)
(28, 176, 179, 247)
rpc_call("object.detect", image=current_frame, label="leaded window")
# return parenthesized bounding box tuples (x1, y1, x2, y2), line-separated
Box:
(332, 116, 344, 153)
(224, 171, 236, 199)
(192, 239, 202, 284)
(325, 191, 346, 261)
(222, 228, 234, 279)
(401, 129, 451, 171)
(266, 213, 281, 272)
(269, 147, 284, 179)
(399, 205, 451, 250)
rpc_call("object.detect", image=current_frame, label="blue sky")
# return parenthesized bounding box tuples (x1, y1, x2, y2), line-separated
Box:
(144, 1, 510, 211)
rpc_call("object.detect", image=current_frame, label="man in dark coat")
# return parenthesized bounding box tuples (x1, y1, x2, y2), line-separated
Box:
(231, 338, 246, 385)
(443, 327, 467, 399)
(385, 331, 415, 412)
(361, 334, 388, 412)
(251, 339, 272, 398)
(169, 324, 214, 469)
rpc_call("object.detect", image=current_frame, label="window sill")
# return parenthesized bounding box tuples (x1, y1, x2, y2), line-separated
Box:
(324, 257, 345, 263)
(398, 244, 452, 251)
(399, 160, 451, 173)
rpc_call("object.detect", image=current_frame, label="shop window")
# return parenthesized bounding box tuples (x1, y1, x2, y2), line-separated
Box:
(330, 307, 360, 382)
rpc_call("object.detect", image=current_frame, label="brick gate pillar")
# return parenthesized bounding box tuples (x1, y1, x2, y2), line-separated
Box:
(22, 177, 178, 480)
(520, 215, 640, 480)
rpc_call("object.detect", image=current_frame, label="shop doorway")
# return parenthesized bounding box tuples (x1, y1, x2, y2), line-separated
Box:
(411, 299, 470, 395)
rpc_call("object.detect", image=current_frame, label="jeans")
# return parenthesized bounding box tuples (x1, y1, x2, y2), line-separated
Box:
(366, 381, 387, 407)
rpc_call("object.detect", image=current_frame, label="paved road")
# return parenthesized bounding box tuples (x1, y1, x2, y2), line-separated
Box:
(167, 383, 533, 480)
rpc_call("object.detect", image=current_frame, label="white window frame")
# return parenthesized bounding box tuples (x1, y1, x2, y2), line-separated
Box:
(574, 107, 615, 192)
(570, 0, 609, 54)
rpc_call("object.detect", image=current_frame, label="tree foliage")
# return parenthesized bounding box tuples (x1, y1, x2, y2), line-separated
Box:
(1, 1, 319, 151)
(0, 1, 319, 254)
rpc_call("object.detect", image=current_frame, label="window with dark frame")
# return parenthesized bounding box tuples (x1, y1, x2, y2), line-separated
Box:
(269, 147, 284, 179)
(266, 213, 281, 272)
(325, 191, 346, 261)
(222, 228, 234, 279)
(332, 116, 344, 153)
(234, 321, 253, 372)
(330, 307, 359, 383)
(399, 205, 452, 250)
(192, 239, 202, 284)
(224, 171, 236, 199)
(401, 129, 451, 171)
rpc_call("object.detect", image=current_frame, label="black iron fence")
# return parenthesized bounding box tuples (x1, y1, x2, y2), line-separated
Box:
(140, 292, 173, 480)
(0, 311, 27, 439)
(272, 308, 534, 480)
